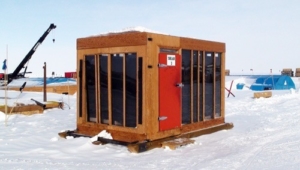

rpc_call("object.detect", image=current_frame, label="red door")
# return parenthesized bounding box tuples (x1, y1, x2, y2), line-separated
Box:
(158, 53, 181, 131)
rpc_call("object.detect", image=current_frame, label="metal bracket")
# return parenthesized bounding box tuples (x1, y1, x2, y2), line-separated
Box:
(176, 83, 184, 88)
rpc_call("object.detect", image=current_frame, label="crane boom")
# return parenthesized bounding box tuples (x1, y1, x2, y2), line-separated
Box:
(6, 23, 56, 84)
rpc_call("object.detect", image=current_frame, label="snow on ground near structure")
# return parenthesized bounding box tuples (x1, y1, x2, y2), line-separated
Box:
(0, 76, 300, 169)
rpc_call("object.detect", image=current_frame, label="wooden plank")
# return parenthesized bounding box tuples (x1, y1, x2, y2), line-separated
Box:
(221, 53, 226, 117)
(18, 110, 42, 115)
(0, 104, 44, 115)
(180, 37, 225, 52)
(181, 118, 225, 133)
(76, 124, 147, 142)
(253, 91, 272, 98)
(162, 138, 195, 150)
(77, 32, 148, 50)
(145, 35, 157, 138)
(179, 122, 233, 139)
(127, 122, 233, 153)
(44, 101, 62, 109)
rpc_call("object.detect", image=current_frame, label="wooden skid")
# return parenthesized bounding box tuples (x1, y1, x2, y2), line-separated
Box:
(59, 122, 233, 153)
(58, 131, 68, 139)
(92, 140, 106, 145)
(45, 101, 62, 109)
(162, 138, 195, 150)
(58, 130, 92, 139)
(0, 104, 44, 115)
(179, 122, 234, 139)
(128, 122, 234, 153)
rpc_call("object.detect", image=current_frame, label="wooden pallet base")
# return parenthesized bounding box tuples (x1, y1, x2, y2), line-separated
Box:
(162, 138, 195, 150)
(59, 122, 233, 153)
(128, 122, 233, 153)
(58, 130, 91, 139)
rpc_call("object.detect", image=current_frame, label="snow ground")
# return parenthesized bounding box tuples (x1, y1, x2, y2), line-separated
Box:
(0, 76, 300, 170)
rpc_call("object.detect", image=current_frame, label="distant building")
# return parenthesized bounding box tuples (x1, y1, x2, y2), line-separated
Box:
(281, 68, 294, 77)
(295, 68, 300, 77)
(225, 69, 230, 76)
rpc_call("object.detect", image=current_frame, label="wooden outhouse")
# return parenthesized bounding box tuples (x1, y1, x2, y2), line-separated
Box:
(60, 30, 233, 152)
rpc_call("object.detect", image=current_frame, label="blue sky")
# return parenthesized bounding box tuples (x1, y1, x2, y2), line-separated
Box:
(1, 0, 300, 76)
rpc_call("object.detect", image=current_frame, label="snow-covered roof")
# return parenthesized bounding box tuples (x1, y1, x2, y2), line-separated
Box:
(87, 26, 164, 37)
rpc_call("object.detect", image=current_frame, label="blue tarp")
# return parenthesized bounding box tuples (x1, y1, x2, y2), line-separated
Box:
(26, 77, 76, 85)
(250, 75, 295, 91)
(236, 83, 245, 90)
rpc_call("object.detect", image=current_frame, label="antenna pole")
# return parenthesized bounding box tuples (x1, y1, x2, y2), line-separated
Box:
(43, 62, 47, 102)
(5, 45, 8, 126)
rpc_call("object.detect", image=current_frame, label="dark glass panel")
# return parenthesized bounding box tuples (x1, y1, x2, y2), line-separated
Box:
(205, 52, 214, 119)
(138, 57, 143, 124)
(125, 53, 137, 127)
(111, 54, 124, 126)
(193, 50, 198, 123)
(79, 59, 83, 117)
(181, 49, 191, 124)
(215, 53, 221, 117)
(199, 52, 204, 121)
(99, 54, 109, 124)
(85, 55, 96, 122)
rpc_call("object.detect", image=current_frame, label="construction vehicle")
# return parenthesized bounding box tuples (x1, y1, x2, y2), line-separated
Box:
(0, 23, 56, 86)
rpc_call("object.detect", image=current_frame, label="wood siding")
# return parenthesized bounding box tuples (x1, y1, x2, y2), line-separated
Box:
(77, 32, 148, 50)
(76, 31, 227, 143)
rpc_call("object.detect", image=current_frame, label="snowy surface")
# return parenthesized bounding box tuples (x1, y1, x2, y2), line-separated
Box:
(7, 77, 76, 87)
(1, 76, 300, 169)
(88, 26, 164, 37)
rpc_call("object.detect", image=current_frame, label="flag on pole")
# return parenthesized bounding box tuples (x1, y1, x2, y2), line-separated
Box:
(2, 59, 7, 70)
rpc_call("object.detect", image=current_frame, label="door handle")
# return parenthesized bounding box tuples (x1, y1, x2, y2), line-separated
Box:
(176, 83, 184, 88)
(158, 116, 168, 121)
(158, 63, 168, 68)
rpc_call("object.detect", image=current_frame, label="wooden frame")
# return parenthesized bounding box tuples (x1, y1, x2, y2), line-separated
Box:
(75, 31, 228, 143)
